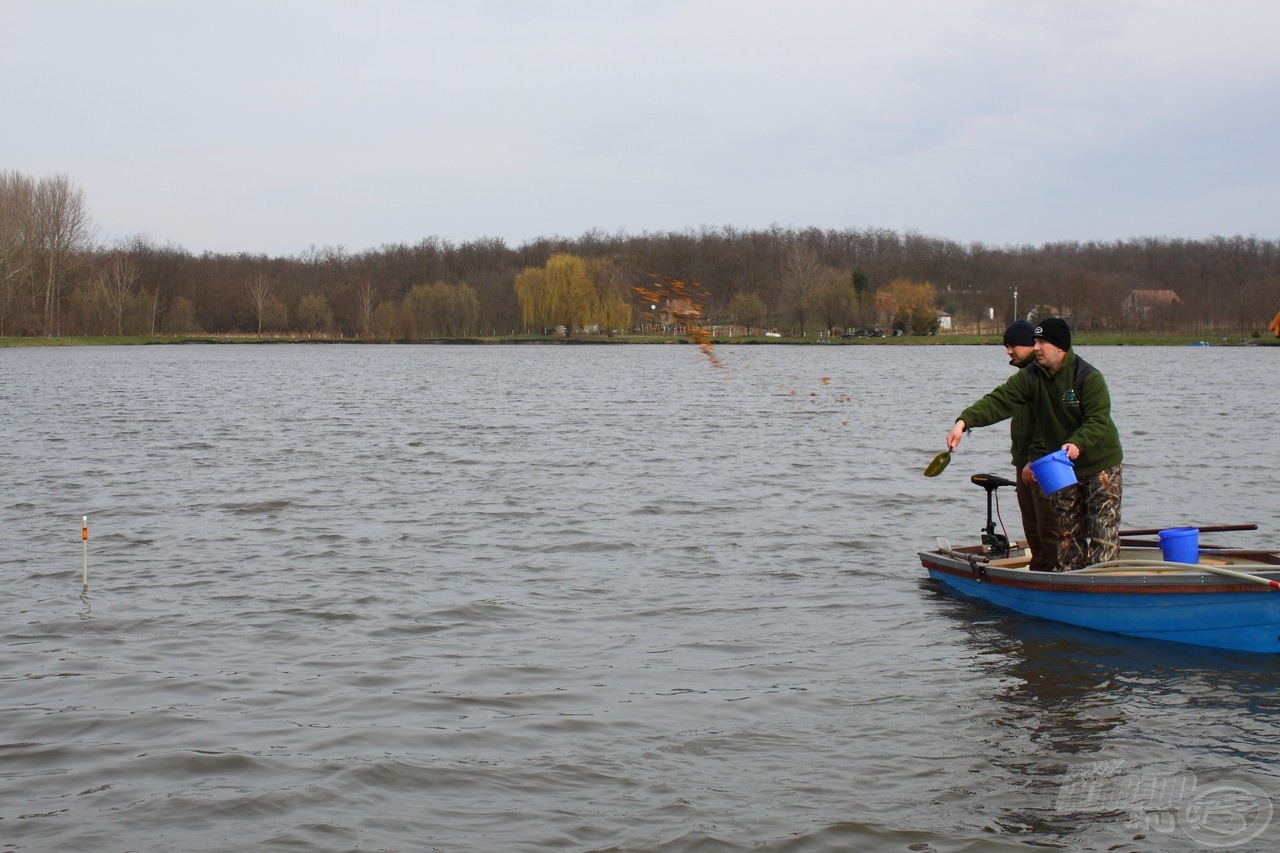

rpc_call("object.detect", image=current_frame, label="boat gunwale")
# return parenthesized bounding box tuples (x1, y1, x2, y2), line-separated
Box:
(920, 550, 1280, 595)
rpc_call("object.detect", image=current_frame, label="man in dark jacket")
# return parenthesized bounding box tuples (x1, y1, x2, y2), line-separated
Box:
(1002, 320, 1059, 572)
(945, 318, 1123, 570)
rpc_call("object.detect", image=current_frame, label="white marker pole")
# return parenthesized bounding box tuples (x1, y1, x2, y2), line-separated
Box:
(81, 516, 89, 587)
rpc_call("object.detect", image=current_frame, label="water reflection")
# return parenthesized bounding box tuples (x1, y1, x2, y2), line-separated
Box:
(924, 579, 1280, 727)
(922, 581, 1125, 752)
(921, 579, 1280, 844)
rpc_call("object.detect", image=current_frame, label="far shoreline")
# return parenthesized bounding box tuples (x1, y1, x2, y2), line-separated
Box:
(2, 332, 1276, 348)
(0, 330, 1274, 348)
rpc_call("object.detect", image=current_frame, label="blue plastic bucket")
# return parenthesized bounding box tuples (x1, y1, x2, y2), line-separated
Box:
(1159, 527, 1199, 564)
(1028, 449, 1076, 496)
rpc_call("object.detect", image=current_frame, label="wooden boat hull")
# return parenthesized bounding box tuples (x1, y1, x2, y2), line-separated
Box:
(921, 546, 1280, 653)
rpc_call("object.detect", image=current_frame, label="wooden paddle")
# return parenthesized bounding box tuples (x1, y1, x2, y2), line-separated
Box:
(923, 450, 951, 477)
(1118, 523, 1258, 537)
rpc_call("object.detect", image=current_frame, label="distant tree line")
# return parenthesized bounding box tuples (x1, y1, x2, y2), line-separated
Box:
(3, 170, 1277, 339)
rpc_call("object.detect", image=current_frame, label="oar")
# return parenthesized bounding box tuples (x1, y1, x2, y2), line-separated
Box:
(923, 449, 951, 477)
(1121, 538, 1236, 549)
(1078, 559, 1280, 589)
(1118, 523, 1258, 536)
(1200, 549, 1280, 560)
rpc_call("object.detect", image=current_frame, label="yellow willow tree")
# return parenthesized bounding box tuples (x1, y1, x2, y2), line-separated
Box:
(514, 265, 553, 332)
(514, 252, 629, 335)
(874, 278, 940, 335)
(597, 292, 631, 335)
(585, 255, 632, 335)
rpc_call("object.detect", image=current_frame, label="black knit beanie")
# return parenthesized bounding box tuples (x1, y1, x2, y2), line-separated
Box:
(1034, 317, 1071, 351)
(1002, 320, 1035, 346)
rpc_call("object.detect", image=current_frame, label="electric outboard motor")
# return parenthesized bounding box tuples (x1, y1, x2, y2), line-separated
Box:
(971, 473, 1016, 555)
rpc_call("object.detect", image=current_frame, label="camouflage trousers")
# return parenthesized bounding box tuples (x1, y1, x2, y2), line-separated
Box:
(1051, 463, 1123, 571)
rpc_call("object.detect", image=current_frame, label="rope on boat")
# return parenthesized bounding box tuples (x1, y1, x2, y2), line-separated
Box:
(1077, 559, 1280, 589)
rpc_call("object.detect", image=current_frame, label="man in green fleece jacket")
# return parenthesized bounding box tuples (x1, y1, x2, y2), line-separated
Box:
(945, 318, 1123, 571)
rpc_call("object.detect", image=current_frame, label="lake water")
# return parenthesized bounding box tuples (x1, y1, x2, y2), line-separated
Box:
(3, 342, 1278, 851)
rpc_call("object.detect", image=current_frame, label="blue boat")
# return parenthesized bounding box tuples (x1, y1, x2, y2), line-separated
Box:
(920, 474, 1280, 653)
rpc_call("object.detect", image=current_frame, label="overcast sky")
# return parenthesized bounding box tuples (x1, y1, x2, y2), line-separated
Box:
(5, 0, 1277, 257)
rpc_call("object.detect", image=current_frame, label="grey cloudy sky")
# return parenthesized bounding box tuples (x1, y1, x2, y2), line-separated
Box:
(6, 0, 1277, 256)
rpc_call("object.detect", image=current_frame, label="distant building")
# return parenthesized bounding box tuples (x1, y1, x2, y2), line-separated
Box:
(657, 297, 699, 332)
(936, 311, 952, 331)
(1270, 310, 1280, 338)
(1122, 289, 1180, 321)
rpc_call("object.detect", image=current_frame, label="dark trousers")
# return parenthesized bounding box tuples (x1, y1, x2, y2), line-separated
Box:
(1016, 465, 1060, 571)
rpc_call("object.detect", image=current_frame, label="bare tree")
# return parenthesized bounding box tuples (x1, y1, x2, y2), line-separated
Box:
(354, 279, 378, 338)
(245, 272, 275, 334)
(27, 174, 95, 335)
(0, 172, 31, 335)
(780, 243, 825, 336)
(92, 252, 140, 335)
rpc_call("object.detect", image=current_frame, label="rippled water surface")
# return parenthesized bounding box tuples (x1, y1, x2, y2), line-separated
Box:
(3, 342, 1279, 851)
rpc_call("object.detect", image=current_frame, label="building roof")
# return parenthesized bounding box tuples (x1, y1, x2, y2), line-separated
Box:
(1125, 289, 1181, 306)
